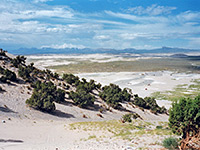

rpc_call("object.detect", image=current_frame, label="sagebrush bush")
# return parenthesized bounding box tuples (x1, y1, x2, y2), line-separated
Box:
(133, 95, 167, 114)
(162, 137, 179, 150)
(69, 89, 95, 108)
(99, 84, 131, 109)
(26, 81, 65, 112)
(0, 66, 16, 82)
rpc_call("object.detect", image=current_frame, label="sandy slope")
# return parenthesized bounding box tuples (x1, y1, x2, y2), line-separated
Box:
(1, 70, 199, 149)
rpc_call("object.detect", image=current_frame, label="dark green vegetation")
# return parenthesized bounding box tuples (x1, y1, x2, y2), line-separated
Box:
(0, 66, 16, 83)
(162, 137, 179, 150)
(0, 85, 3, 91)
(18, 63, 35, 82)
(48, 57, 200, 74)
(133, 95, 167, 114)
(11, 55, 26, 68)
(26, 81, 65, 112)
(169, 95, 200, 149)
(63, 74, 101, 108)
(0, 48, 167, 116)
(99, 84, 131, 109)
(0, 48, 7, 56)
(122, 113, 142, 123)
(63, 73, 79, 85)
(69, 90, 95, 108)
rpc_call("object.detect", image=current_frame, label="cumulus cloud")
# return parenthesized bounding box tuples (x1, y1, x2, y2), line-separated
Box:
(126, 4, 176, 16)
(0, 1, 200, 50)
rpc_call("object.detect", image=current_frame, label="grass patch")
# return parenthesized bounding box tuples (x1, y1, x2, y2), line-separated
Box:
(151, 79, 200, 101)
(69, 120, 172, 140)
(47, 58, 198, 74)
(87, 135, 97, 140)
(134, 128, 172, 136)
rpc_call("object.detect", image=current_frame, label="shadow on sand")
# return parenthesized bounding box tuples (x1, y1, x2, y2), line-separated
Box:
(0, 106, 16, 113)
(0, 139, 23, 143)
(50, 110, 75, 118)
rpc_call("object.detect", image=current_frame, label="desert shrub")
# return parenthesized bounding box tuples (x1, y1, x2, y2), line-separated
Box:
(54, 88, 65, 103)
(0, 66, 16, 82)
(133, 95, 167, 114)
(133, 94, 147, 108)
(0, 76, 7, 83)
(156, 125, 163, 129)
(18, 63, 36, 82)
(11, 55, 26, 68)
(122, 113, 141, 123)
(76, 79, 99, 93)
(162, 137, 179, 150)
(99, 84, 132, 109)
(0, 66, 4, 74)
(69, 89, 95, 108)
(169, 95, 200, 149)
(122, 114, 132, 123)
(26, 81, 65, 112)
(3, 69, 17, 81)
(0, 48, 7, 56)
(18, 66, 31, 81)
(53, 72, 59, 79)
(62, 73, 79, 85)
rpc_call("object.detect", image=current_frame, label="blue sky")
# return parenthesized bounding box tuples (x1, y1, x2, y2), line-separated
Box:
(0, 0, 200, 50)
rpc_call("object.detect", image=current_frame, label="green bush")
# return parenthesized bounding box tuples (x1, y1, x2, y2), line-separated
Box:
(122, 113, 141, 123)
(69, 89, 95, 108)
(169, 95, 200, 148)
(11, 55, 26, 68)
(18, 63, 36, 82)
(156, 125, 163, 129)
(0, 66, 16, 82)
(26, 81, 65, 112)
(0, 48, 7, 56)
(54, 88, 65, 103)
(76, 79, 100, 93)
(62, 73, 79, 85)
(4, 69, 17, 81)
(133, 95, 167, 114)
(99, 84, 131, 109)
(122, 114, 132, 123)
(0, 76, 7, 83)
(162, 137, 179, 150)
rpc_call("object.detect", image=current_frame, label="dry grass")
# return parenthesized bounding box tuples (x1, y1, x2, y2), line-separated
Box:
(47, 58, 200, 74)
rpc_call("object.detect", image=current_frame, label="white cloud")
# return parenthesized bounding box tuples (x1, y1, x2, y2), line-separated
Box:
(0, 1, 200, 50)
(126, 4, 176, 16)
(33, 0, 53, 3)
(41, 43, 86, 49)
(176, 11, 200, 23)
(94, 35, 110, 40)
(105, 10, 168, 23)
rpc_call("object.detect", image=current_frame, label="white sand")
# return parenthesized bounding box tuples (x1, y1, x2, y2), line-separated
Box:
(1, 70, 199, 149)
(77, 71, 200, 98)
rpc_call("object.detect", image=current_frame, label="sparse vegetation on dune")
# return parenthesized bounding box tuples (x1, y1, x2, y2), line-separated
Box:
(0, 48, 168, 114)
(69, 120, 173, 141)
(1, 48, 200, 149)
(151, 79, 200, 101)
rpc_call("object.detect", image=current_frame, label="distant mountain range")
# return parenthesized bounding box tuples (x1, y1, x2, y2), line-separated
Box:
(9, 46, 200, 55)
